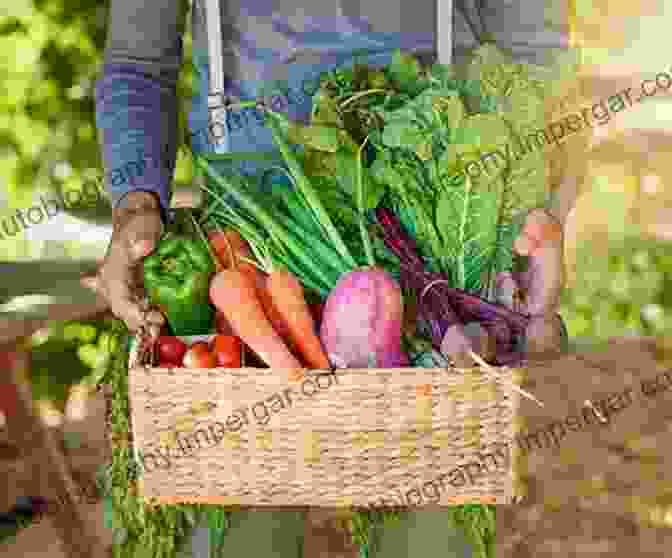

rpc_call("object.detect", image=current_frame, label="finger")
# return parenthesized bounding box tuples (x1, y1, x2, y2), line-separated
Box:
(517, 209, 563, 251)
(513, 234, 539, 257)
(515, 211, 565, 316)
(521, 237, 564, 316)
(112, 294, 165, 333)
(121, 210, 164, 263)
(523, 314, 565, 358)
(105, 273, 164, 332)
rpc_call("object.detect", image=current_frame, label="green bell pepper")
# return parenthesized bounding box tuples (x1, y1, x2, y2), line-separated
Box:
(143, 233, 216, 335)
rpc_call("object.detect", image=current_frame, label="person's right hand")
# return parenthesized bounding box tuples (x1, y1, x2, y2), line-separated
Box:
(82, 191, 165, 333)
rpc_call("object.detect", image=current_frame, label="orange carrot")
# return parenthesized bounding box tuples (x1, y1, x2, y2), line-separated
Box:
(208, 229, 266, 285)
(209, 230, 325, 367)
(209, 228, 267, 336)
(256, 280, 294, 347)
(263, 269, 330, 370)
(209, 269, 302, 369)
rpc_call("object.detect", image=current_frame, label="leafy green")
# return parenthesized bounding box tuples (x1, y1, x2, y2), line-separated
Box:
(320, 44, 579, 295)
(388, 50, 423, 94)
(436, 175, 502, 290)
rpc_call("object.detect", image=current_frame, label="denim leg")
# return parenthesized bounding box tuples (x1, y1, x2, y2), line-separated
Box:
(182, 510, 306, 558)
(369, 511, 472, 558)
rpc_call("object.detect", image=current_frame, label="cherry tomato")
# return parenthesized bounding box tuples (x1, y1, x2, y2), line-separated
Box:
(211, 335, 242, 368)
(182, 342, 217, 369)
(0, 381, 20, 416)
(157, 362, 176, 368)
(157, 336, 187, 364)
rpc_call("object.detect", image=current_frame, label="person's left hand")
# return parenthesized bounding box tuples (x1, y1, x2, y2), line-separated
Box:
(494, 208, 567, 360)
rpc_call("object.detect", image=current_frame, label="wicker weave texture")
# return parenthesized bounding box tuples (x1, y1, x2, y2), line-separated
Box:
(127, 365, 522, 507)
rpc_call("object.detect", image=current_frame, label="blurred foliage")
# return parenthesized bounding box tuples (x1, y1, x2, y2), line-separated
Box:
(560, 231, 672, 357)
(0, 0, 195, 216)
(28, 316, 119, 411)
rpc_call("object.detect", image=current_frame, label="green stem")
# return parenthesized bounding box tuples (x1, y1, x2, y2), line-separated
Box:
(458, 175, 472, 290)
(338, 89, 388, 110)
(197, 159, 337, 289)
(266, 113, 358, 269)
(189, 210, 218, 270)
(201, 151, 280, 162)
(356, 136, 375, 267)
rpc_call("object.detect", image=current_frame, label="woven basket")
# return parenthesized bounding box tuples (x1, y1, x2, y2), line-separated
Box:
(102, 332, 527, 508)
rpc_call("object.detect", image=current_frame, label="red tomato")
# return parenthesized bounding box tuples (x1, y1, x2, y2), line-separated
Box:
(157, 336, 187, 364)
(182, 342, 217, 369)
(0, 350, 16, 371)
(0, 381, 20, 416)
(0, 351, 20, 416)
(211, 335, 242, 368)
(157, 362, 176, 368)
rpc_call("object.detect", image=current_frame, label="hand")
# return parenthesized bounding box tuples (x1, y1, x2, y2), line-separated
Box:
(82, 192, 165, 332)
(495, 208, 567, 358)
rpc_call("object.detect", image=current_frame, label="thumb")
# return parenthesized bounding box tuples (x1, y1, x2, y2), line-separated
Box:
(123, 213, 164, 263)
(129, 237, 157, 262)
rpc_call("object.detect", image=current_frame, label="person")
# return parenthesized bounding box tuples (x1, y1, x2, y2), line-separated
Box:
(91, 0, 581, 556)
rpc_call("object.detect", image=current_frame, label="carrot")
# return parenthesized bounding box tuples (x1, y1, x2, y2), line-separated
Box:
(209, 229, 251, 268)
(264, 269, 331, 370)
(210, 229, 325, 367)
(256, 280, 294, 348)
(209, 269, 302, 369)
(209, 228, 267, 337)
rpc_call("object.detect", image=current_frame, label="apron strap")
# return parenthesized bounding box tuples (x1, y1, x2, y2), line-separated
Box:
(437, 0, 453, 65)
(202, 0, 228, 145)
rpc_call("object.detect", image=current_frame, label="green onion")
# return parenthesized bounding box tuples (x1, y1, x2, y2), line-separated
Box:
(267, 113, 358, 269)
(197, 159, 337, 289)
(356, 135, 375, 267)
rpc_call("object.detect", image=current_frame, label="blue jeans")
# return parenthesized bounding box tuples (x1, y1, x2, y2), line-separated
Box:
(181, 510, 473, 558)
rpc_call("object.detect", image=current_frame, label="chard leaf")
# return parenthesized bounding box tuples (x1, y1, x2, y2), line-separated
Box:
(297, 124, 341, 152)
(302, 148, 335, 177)
(464, 43, 519, 98)
(437, 143, 463, 178)
(382, 120, 425, 149)
(435, 175, 502, 291)
(337, 129, 360, 152)
(415, 141, 433, 161)
(389, 49, 422, 92)
(363, 171, 386, 210)
(311, 91, 343, 127)
(333, 150, 358, 195)
(452, 113, 510, 155)
(431, 92, 465, 131)
(380, 104, 418, 123)
(370, 153, 407, 194)
(504, 77, 546, 129)
(333, 149, 379, 208)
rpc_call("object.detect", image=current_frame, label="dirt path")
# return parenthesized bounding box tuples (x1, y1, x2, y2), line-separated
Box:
(497, 337, 672, 557)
